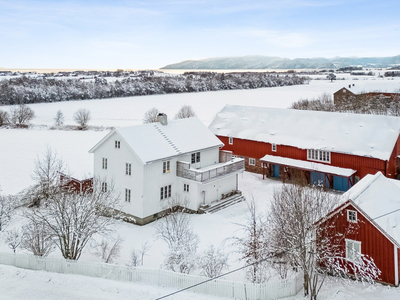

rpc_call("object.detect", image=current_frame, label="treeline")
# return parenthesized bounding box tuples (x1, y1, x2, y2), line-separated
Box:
(384, 71, 400, 77)
(0, 72, 309, 105)
(291, 93, 400, 116)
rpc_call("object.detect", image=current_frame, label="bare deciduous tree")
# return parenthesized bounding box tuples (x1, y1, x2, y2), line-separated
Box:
(0, 194, 15, 232)
(10, 103, 35, 125)
(54, 110, 65, 127)
(198, 244, 229, 278)
(155, 198, 199, 274)
(93, 236, 123, 264)
(267, 184, 380, 300)
(21, 217, 55, 257)
(128, 242, 151, 267)
(230, 198, 269, 283)
(143, 107, 160, 124)
(0, 109, 9, 126)
(28, 178, 120, 260)
(31, 147, 67, 205)
(6, 229, 21, 253)
(175, 105, 196, 119)
(73, 108, 91, 128)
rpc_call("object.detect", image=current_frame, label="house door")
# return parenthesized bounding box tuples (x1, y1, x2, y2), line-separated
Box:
(272, 165, 280, 178)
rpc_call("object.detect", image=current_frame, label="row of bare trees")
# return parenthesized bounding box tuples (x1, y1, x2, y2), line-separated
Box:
(143, 105, 196, 124)
(291, 92, 400, 116)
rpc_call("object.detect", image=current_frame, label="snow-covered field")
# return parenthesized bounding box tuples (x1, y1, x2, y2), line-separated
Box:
(1, 77, 400, 299)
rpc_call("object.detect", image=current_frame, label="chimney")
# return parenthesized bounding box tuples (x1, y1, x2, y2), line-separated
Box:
(157, 113, 168, 125)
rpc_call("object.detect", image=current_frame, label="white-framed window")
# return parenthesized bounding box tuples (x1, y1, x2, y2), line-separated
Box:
(102, 158, 108, 170)
(125, 188, 131, 202)
(272, 143, 277, 152)
(163, 161, 170, 173)
(184, 183, 189, 192)
(346, 239, 361, 262)
(307, 149, 331, 163)
(191, 152, 200, 164)
(347, 210, 357, 223)
(160, 185, 172, 200)
(249, 158, 256, 166)
(101, 182, 107, 192)
(229, 137, 233, 145)
(126, 163, 132, 176)
(115, 140, 120, 149)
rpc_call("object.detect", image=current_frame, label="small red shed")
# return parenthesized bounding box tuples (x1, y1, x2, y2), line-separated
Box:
(318, 172, 400, 286)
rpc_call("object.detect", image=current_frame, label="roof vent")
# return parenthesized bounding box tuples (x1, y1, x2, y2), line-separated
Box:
(157, 113, 168, 126)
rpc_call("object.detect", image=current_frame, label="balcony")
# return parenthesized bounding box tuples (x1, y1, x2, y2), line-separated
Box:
(176, 158, 245, 183)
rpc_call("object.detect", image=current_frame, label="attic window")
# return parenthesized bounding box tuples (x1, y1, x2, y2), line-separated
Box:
(347, 210, 357, 223)
(115, 140, 120, 149)
(229, 137, 233, 145)
(307, 149, 331, 163)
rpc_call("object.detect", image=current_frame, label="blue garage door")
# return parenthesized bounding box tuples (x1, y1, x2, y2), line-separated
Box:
(310, 172, 324, 187)
(273, 164, 280, 178)
(333, 176, 350, 191)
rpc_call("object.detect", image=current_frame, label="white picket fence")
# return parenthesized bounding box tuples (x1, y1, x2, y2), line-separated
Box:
(0, 252, 303, 300)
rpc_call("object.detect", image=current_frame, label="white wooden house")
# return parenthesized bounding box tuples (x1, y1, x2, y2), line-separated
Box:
(89, 114, 245, 225)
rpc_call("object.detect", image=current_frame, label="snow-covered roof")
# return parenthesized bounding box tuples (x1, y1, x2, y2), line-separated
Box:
(342, 172, 400, 245)
(260, 154, 356, 177)
(91, 117, 223, 164)
(340, 82, 400, 95)
(208, 105, 400, 161)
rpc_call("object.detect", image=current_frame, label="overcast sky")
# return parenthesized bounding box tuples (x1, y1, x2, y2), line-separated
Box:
(1, 0, 399, 69)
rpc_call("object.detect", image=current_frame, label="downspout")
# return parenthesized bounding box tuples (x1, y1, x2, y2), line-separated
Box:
(395, 245, 399, 286)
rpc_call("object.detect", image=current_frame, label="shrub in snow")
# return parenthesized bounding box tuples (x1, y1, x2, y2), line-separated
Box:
(93, 236, 123, 264)
(143, 107, 159, 124)
(9, 103, 35, 125)
(198, 245, 229, 278)
(0, 193, 16, 232)
(174, 105, 196, 119)
(0, 109, 9, 126)
(5, 228, 21, 253)
(73, 108, 91, 129)
(53, 110, 64, 127)
(20, 217, 55, 257)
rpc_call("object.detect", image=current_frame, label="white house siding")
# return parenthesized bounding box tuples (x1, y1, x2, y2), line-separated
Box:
(194, 175, 237, 208)
(93, 132, 145, 218)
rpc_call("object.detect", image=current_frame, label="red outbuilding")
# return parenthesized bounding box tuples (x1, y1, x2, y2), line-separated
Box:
(208, 105, 400, 191)
(316, 172, 400, 286)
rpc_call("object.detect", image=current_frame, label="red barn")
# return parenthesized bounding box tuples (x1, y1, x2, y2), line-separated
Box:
(208, 105, 400, 191)
(317, 172, 400, 286)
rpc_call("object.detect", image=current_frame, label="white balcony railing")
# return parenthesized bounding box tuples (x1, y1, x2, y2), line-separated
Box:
(177, 158, 244, 183)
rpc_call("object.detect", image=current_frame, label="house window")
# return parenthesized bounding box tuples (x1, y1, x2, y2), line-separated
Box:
(102, 158, 108, 170)
(160, 185, 172, 200)
(125, 188, 131, 202)
(249, 158, 256, 166)
(307, 149, 331, 163)
(347, 210, 357, 223)
(184, 183, 189, 192)
(346, 239, 361, 262)
(229, 137, 233, 145)
(126, 163, 132, 176)
(101, 182, 107, 192)
(191, 152, 200, 164)
(115, 140, 120, 149)
(272, 143, 277, 152)
(163, 161, 170, 173)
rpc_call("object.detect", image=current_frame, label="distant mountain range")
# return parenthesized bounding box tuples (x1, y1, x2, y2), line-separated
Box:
(161, 55, 400, 70)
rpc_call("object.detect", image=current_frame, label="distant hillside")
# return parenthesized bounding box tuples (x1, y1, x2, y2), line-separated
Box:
(161, 55, 400, 70)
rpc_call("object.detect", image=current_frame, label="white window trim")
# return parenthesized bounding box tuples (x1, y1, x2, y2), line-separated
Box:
(272, 143, 277, 152)
(102, 157, 108, 170)
(191, 152, 200, 164)
(249, 158, 256, 166)
(307, 149, 331, 164)
(347, 210, 357, 223)
(125, 188, 131, 202)
(160, 184, 172, 200)
(163, 161, 170, 174)
(345, 239, 361, 262)
(115, 140, 120, 149)
(125, 162, 132, 176)
(229, 137, 233, 145)
(101, 182, 107, 192)
(184, 183, 189, 192)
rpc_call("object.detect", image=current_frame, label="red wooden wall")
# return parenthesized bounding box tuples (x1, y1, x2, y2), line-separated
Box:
(319, 203, 397, 285)
(217, 135, 399, 179)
